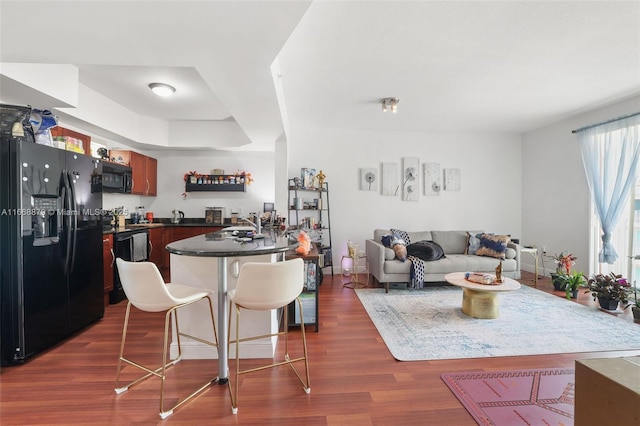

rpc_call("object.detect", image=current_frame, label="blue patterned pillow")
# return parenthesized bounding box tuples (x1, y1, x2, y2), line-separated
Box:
(476, 234, 510, 259)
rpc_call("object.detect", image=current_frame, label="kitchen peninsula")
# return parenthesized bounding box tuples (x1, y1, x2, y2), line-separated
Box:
(166, 229, 297, 384)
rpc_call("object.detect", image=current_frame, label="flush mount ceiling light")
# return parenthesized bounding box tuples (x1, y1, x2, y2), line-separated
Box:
(381, 97, 399, 113)
(148, 82, 176, 97)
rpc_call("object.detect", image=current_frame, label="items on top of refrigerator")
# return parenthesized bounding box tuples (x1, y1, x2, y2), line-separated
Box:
(50, 135, 84, 153)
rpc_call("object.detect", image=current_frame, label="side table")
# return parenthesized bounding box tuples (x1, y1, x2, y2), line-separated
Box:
(521, 247, 539, 286)
(341, 253, 369, 289)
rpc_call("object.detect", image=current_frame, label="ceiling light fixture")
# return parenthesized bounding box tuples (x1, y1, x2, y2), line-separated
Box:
(148, 82, 176, 97)
(381, 97, 399, 113)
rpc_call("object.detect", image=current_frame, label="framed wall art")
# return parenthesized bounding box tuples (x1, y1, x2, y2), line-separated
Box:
(423, 162, 441, 196)
(381, 163, 399, 196)
(443, 168, 461, 191)
(360, 168, 378, 191)
(402, 157, 419, 201)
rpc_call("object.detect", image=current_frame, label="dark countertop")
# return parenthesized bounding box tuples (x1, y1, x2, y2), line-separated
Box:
(102, 220, 224, 234)
(166, 229, 297, 258)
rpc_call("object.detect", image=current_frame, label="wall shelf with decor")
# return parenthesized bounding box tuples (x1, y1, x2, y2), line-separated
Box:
(185, 174, 247, 192)
(288, 178, 333, 276)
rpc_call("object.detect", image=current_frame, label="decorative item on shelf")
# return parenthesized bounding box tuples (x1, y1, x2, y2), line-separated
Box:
(296, 230, 311, 256)
(183, 171, 202, 183)
(301, 168, 316, 189)
(558, 271, 587, 299)
(97, 147, 109, 160)
(585, 272, 632, 310)
(234, 170, 253, 185)
(314, 170, 326, 188)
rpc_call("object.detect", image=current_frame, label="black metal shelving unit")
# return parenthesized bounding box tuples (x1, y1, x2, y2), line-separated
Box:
(287, 178, 333, 277)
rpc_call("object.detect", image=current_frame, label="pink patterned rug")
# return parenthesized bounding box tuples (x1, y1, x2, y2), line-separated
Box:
(441, 368, 575, 425)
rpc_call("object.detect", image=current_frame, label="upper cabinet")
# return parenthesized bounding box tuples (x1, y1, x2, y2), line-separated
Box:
(110, 150, 157, 196)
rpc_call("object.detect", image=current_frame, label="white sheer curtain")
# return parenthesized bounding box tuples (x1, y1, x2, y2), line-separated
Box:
(577, 114, 640, 264)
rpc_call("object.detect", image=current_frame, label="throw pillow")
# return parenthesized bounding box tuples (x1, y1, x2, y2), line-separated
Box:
(407, 240, 446, 261)
(465, 232, 481, 255)
(381, 234, 393, 248)
(476, 233, 511, 259)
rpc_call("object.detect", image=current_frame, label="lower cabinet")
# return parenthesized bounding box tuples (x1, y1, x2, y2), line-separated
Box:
(103, 226, 223, 287)
(160, 226, 222, 281)
(148, 228, 163, 269)
(102, 235, 114, 307)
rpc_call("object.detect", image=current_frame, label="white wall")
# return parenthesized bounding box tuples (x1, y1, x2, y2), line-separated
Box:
(144, 150, 275, 221)
(521, 95, 640, 276)
(287, 124, 523, 266)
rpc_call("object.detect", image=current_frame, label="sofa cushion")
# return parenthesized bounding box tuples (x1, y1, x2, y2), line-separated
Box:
(430, 231, 471, 254)
(407, 230, 432, 243)
(375, 229, 433, 244)
(476, 233, 511, 259)
(407, 241, 446, 261)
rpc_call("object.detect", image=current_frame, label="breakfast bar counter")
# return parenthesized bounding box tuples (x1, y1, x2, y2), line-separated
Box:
(166, 230, 297, 384)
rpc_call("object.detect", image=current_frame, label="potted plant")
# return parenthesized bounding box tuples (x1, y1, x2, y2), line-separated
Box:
(550, 251, 577, 291)
(585, 272, 632, 311)
(559, 271, 587, 299)
(625, 281, 640, 323)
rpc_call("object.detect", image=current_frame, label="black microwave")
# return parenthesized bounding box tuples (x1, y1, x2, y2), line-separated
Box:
(102, 162, 132, 193)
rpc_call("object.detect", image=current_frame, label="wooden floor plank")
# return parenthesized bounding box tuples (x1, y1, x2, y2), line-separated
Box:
(1, 271, 638, 424)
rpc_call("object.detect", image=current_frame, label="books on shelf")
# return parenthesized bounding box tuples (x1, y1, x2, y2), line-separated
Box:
(294, 293, 316, 324)
(304, 262, 317, 290)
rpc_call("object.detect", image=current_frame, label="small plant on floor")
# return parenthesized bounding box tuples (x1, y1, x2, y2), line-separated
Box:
(625, 281, 640, 323)
(585, 272, 632, 304)
(559, 271, 586, 299)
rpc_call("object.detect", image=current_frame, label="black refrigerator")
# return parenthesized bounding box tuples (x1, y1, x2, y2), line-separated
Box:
(1, 138, 105, 366)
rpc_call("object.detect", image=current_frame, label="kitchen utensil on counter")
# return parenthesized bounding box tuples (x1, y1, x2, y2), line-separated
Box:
(146, 211, 154, 222)
(171, 210, 185, 224)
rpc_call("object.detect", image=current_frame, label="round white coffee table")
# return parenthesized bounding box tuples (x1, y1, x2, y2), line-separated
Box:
(444, 272, 521, 319)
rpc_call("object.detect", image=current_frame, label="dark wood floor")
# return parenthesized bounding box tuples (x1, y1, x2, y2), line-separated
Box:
(1, 271, 638, 425)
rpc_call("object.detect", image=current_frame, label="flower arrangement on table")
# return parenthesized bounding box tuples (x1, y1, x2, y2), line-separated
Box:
(552, 251, 577, 274)
(585, 272, 632, 304)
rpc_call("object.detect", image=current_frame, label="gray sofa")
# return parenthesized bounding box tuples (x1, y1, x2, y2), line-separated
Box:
(366, 229, 521, 292)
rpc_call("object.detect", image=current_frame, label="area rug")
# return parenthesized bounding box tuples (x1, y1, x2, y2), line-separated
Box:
(441, 368, 575, 425)
(354, 286, 640, 361)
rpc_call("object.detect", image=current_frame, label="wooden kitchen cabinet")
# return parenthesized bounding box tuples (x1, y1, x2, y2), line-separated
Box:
(102, 234, 114, 307)
(109, 150, 157, 196)
(148, 227, 163, 269)
(161, 226, 222, 279)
